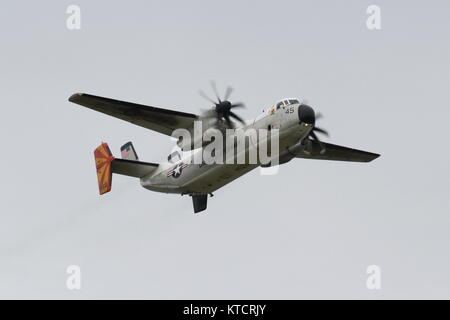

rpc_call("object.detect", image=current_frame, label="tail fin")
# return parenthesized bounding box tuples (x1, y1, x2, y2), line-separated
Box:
(120, 141, 138, 160)
(93, 142, 159, 195)
(94, 142, 114, 195)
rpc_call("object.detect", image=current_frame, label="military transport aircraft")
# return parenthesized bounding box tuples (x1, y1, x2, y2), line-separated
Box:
(69, 85, 379, 213)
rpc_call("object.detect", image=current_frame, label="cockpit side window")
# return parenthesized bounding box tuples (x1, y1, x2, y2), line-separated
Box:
(276, 102, 284, 109)
(289, 99, 299, 105)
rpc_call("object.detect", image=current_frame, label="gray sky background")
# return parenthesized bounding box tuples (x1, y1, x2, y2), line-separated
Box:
(0, 0, 449, 299)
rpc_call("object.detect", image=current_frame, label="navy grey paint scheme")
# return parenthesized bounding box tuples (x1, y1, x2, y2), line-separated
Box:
(69, 91, 379, 213)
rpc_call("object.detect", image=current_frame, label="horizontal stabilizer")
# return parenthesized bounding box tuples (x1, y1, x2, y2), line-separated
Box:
(112, 158, 158, 178)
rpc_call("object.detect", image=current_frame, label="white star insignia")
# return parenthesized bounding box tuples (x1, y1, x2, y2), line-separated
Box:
(173, 165, 181, 175)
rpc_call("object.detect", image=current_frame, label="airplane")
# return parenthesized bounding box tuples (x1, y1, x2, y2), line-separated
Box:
(68, 85, 380, 213)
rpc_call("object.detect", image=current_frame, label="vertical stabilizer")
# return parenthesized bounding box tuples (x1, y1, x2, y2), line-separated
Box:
(121, 141, 139, 161)
(94, 143, 114, 195)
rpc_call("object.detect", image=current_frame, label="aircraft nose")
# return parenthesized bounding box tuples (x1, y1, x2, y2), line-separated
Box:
(298, 104, 315, 125)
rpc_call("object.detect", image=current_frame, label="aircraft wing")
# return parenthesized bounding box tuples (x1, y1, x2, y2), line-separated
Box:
(296, 140, 380, 162)
(69, 93, 199, 136)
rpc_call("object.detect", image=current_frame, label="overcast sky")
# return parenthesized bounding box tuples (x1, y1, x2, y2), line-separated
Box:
(0, 0, 449, 299)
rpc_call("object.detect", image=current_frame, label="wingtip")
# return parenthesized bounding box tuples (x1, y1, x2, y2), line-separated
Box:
(68, 92, 83, 102)
(367, 153, 381, 162)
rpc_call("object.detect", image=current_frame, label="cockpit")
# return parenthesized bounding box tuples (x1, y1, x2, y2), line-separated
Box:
(261, 98, 302, 117)
(275, 98, 301, 109)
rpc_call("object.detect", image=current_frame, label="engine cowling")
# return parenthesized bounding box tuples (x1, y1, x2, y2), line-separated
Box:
(176, 125, 222, 151)
(260, 139, 308, 167)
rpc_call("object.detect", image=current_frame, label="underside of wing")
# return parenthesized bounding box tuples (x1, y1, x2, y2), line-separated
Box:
(297, 140, 380, 163)
(69, 93, 199, 136)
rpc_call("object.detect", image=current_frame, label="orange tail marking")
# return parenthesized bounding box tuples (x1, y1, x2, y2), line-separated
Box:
(94, 142, 114, 195)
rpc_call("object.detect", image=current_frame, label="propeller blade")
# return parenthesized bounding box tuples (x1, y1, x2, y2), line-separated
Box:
(223, 86, 233, 101)
(231, 103, 245, 109)
(229, 111, 245, 124)
(309, 130, 320, 142)
(315, 112, 323, 120)
(309, 130, 326, 153)
(224, 114, 233, 127)
(210, 81, 221, 103)
(313, 127, 329, 136)
(200, 108, 217, 119)
(199, 90, 217, 105)
(199, 83, 245, 127)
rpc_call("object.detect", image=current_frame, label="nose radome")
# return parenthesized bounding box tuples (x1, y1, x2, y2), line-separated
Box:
(298, 104, 315, 125)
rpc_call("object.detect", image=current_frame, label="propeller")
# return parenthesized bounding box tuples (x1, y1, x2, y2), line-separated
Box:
(199, 81, 245, 128)
(298, 103, 329, 154)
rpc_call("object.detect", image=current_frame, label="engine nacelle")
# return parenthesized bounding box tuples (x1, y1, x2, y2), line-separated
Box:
(260, 139, 308, 167)
(176, 125, 222, 151)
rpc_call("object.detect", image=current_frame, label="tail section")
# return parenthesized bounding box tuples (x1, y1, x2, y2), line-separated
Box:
(94, 143, 114, 195)
(120, 141, 138, 161)
(93, 142, 159, 195)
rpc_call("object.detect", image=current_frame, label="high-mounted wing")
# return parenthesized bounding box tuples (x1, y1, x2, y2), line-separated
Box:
(297, 140, 380, 162)
(69, 93, 199, 136)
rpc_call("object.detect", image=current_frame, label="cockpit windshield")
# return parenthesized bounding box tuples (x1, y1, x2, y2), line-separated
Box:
(267, 98, 301, 114)
(275, 99, 300, 109)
